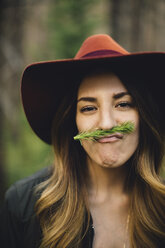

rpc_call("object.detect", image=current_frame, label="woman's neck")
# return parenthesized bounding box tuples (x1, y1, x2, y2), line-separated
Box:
(86, 157, 130, 203)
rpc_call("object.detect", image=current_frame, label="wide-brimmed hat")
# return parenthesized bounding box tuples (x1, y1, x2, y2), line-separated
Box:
(21, 34, 165, 144)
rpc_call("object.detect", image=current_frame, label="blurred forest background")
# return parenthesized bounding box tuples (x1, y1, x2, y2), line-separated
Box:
(0, 0, 165, 203)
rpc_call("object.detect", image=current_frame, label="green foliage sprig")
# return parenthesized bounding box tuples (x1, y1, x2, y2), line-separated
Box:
(74, 121, 135, 142)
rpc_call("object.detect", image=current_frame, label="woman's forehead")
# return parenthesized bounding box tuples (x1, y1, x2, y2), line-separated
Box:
(77, 72, 127, 96)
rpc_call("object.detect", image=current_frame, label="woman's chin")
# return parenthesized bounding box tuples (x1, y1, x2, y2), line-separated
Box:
(94, 150, 130, 169)
(95, 152, 121, 168)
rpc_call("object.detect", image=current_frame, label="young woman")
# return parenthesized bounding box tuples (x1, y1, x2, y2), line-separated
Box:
(0, 34, 165, 248)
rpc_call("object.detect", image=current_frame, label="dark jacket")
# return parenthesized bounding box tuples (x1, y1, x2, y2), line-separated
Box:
(0, 167, 94, 248)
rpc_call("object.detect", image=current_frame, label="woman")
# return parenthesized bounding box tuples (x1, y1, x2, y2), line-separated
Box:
(0, 34, 165, 248)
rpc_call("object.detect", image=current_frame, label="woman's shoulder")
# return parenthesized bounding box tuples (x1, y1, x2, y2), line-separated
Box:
(4, 166, 52, 220)
(0, 167, 52, 248)
(7, 165, 52, 196)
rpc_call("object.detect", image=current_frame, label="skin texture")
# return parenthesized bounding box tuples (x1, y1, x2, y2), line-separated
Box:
(76, 72, 139, 170)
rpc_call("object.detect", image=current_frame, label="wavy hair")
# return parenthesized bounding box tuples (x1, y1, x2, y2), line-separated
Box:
(35, 69, 165, 248)
(118, 72, 165, 248)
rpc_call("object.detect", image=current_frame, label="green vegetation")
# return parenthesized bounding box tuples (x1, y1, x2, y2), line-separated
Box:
(4, 109, 53, 187)
(74, 122, 135, 141)
(47, 0, 100, 59)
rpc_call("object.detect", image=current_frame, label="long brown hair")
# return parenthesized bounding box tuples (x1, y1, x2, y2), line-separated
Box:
(35, 80, 91, 248)
(118, 72, 165, 248)
(35, 69, 165, 248)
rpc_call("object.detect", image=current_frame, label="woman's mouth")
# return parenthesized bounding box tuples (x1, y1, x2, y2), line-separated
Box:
(96, 133, 123, 143)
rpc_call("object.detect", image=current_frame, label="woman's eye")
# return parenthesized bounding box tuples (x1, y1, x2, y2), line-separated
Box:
(80, 106, 97, 112)
(116, 102, 133, 109)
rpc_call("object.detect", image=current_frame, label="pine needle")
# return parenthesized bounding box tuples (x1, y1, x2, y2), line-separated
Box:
(74, 121, 134, 141)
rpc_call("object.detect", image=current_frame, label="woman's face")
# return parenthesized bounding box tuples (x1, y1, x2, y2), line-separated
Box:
(76, 72, 139, 169)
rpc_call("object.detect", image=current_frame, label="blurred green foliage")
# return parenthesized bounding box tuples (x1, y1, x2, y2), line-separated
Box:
(47, 0, 99, 59)
(4, 108, 53, 187)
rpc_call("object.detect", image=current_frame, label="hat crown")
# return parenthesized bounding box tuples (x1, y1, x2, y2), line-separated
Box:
(75, 34, 129, 59)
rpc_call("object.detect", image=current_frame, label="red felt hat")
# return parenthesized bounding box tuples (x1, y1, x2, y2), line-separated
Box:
(21, 34, 165, 144)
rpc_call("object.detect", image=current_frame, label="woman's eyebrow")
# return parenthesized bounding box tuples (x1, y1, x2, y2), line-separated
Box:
(77, 92, 130, 102)
(77, 97, 97, 103)
(113, 92, 130, 99)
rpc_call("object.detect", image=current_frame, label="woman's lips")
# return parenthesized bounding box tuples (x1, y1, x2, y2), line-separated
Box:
(96, 133, 123, 143)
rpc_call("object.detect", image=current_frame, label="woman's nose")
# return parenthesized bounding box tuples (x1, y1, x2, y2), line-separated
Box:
(98, 109, 117, 130)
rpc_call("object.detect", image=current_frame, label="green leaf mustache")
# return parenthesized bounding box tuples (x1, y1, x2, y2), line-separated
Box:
(73, 121, 135, 142)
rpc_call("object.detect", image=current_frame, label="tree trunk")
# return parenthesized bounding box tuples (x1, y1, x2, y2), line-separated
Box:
(0, 0, 25, 204)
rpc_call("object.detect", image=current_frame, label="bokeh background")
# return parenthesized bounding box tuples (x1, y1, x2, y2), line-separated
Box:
(0, 0, 165, 203)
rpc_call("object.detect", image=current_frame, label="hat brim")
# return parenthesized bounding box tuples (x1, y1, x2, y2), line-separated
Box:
(21, 52, 165, 144)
